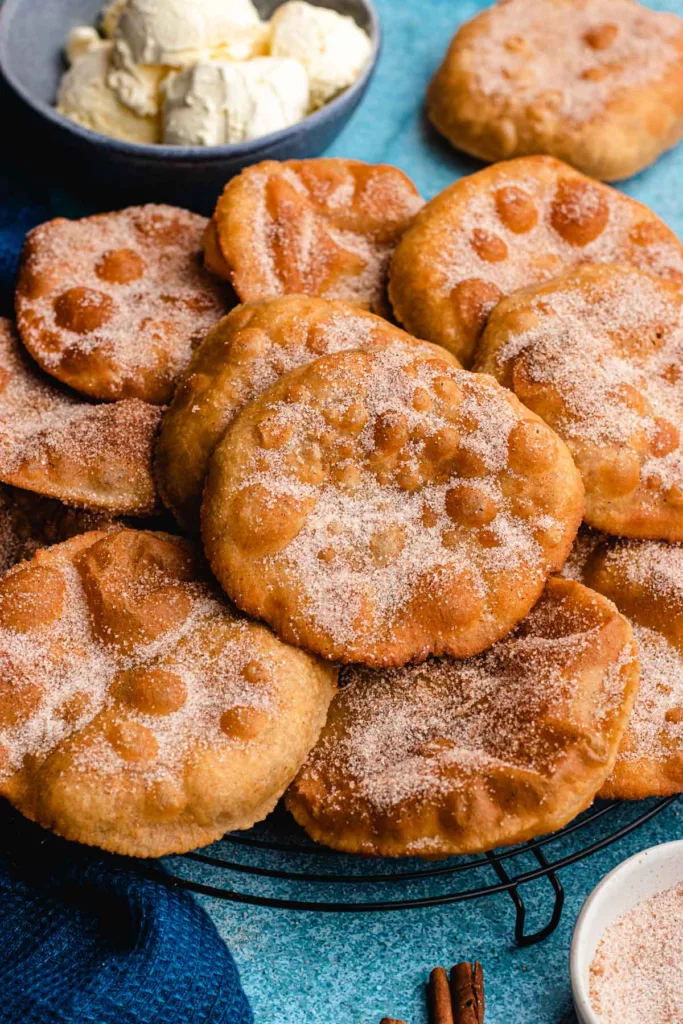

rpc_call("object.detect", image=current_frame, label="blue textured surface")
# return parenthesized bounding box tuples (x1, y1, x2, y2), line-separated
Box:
(1, 1, 683, 1022)
(0, 807, 252, 1024)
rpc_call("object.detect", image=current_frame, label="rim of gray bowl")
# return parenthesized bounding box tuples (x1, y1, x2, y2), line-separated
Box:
(0, 0, 381, 163)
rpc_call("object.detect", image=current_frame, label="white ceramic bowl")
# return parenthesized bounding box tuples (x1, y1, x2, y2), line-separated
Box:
(570, 839, 683, 1024)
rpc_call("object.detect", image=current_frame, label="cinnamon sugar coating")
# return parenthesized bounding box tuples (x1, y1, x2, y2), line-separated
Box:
(202, 345, 584, 666)
(578, 536, 683, 799)
(15, 205, 229, 404)
(0, 529, 337, 857)
(286, 578, 638, 857)
(0, 318, 160, 515)
(389, 156, 683, 365)
(427, 0, 683, 181)
(204, 159, 424, 315)
(475, 264, 683, 540)
(156, 295, 460, 530)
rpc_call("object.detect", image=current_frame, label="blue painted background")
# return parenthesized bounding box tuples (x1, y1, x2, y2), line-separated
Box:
(1, 0, 683, 1021)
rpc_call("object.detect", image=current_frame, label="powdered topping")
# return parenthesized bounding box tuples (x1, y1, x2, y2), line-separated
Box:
(439, 175, 683, 303)
(472, 0, 681, 124)
(484, 265, 683, 505)
(296, 580, 633, 816)
(590, 881, 683, 1024)
(214, 160, 424, 312)
(599, 538, 683, 607)
(230, 306, 379, 403)
(583, 538, 683, 771)
(0, 318, 160, 513)
(16, 204, 228, 403)
(616, 623, 683, 764)
(0, 532, 284, 784)
(156, 296, 444, 528)
(214, 344, 581, 660)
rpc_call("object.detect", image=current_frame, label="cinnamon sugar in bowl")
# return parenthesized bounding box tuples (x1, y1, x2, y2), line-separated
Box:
(571, 840, 683, 1024)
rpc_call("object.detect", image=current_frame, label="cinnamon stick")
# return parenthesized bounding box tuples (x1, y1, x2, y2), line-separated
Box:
(429, 967, 455, 1024)
(450, 962, 485, 1023)
(379, 1018, 408, 1024)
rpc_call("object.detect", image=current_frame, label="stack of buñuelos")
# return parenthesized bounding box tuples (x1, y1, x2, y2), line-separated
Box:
(1, 152, 680, 860)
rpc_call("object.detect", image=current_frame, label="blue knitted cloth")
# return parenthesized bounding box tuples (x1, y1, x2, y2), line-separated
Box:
(0, 806, 253, 1024)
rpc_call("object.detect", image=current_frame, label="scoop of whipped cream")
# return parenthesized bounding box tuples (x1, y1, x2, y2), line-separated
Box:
(108, 0, 269, 117)
(270, 0, 372, 110)
(163, 57, 309, 145)
(57, 39, 159, 144)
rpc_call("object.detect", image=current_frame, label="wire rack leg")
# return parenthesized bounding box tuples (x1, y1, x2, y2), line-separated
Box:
(486, 846, 565, 947)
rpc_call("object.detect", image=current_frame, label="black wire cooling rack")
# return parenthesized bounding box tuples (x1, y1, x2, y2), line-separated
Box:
(144, 795, 679, 947)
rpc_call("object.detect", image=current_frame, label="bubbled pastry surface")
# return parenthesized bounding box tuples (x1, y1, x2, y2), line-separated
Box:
(15, 205, 230, 404)
(475, 264, 683, 540)
(155, 294, 459, 530)
(581, 536, 683, 799)
(286, 578, 639, 857)
(0, 318, 160, 516)
(205, 159, 424, 315)
(202, 344, 584, 666)
(427, 0, 683, 181)
(0, 529, 337, 857)
(389, 156, 683, 366)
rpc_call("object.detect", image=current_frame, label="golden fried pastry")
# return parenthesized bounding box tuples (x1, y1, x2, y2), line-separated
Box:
(0, 318, 160, 515)
(579, 537, 683, 798)
(202, 345, 584, 666)
(15, 205, 229, 404)
(389, 156, 683, 365)
(475, 264, 683, 539)
(427, 0, 683, 182)
(204, 159, 424, 315)
(0, 529, 337, 857)
(286, 577, 638, 857)
(156, 295, 460, 530)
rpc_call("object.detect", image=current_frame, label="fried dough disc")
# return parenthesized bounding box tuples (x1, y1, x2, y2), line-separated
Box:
(389, 156, 683, 366)
(579, 536, 683, 799)
(0, 318, 160, 515)
(202, 345, 584, 666)
(204, 159, 424, 315)
(475, 264, 683, 539)
(0, 529, 337, 857)
(15, 205, 229, 404)
(286, 578, 638, 857)
(427, 0, 683, 182)
(156, 295, 460, 530)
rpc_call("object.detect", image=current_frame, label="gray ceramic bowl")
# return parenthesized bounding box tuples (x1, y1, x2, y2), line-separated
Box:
(0, 0, 380, 210)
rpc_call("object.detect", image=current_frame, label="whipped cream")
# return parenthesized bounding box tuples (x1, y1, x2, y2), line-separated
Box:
(163, 57, 309, 145)
(108, 0, 269, 116)
(270, 0, 371, 109)
(57, 42, 159, 144)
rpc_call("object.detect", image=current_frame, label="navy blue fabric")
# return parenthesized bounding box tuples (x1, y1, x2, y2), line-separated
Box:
(0, 807, 254, 1024)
